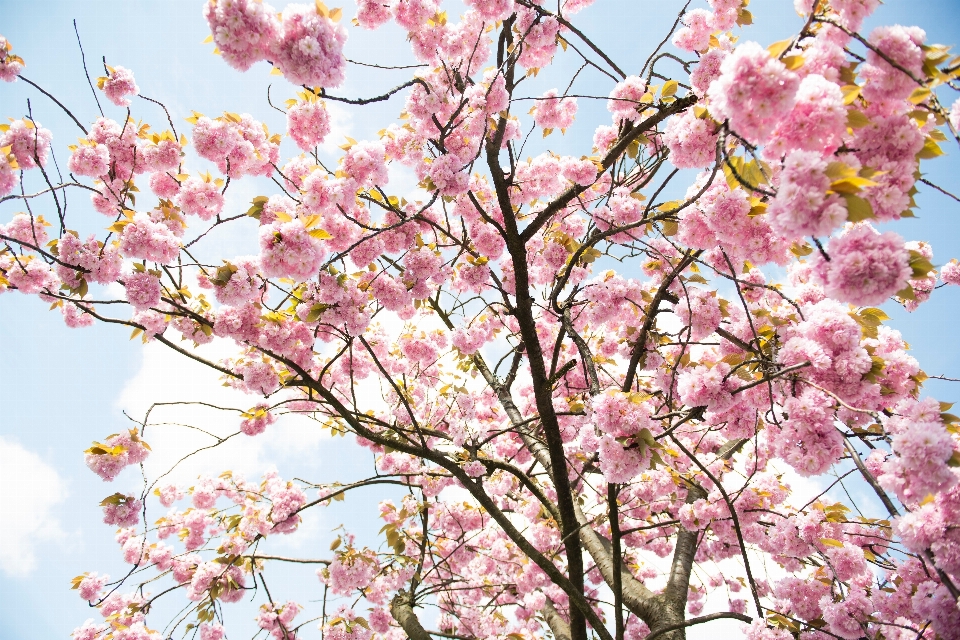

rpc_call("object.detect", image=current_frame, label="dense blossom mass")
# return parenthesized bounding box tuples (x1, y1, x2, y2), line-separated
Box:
(2, 1, 960, 640)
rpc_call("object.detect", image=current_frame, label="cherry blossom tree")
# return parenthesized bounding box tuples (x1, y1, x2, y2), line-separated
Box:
(4, 0, 960, 639)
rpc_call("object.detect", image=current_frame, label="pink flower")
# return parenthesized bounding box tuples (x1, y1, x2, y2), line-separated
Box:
(861, 25, 925, 106)
(764, 73, 847, 158)
(77, 572, 109, 603)
(84, 429, 151, 482)
(0, 119, 52, 169)
(767, 151, 847, 239)
(941, 259, 960, 285)
(288, 99, 331, 150)
(674, 287, 721, 341)
(707, 41, 800, 143)
(259, 217, 326, 281)
(607, 76, 648, 124)
(271, 3, 348, 88)
(815, 223, 911, 306)
(101, 494, 143, 528)
(69, 143, 110, 177)
(123, 270, 162, 310)
(343, 140, 388, 187)
(241, 403, 276, 436)
(101, 66, 139, 107)
(71, 620, 107, 640)
(238, 359, 281, 396)
(119, 213, 181, 264)
(0, 35, 23, 82)
(177, 176, 224, 219)
(672, 9, 713, 52)
(204, 0, 281, 71)
(664, 109, 719, 169)
(200, 623, 226, 640)
(1, 212, 48, 247)
(356, 0, 394, 29)
(532, 89, 578, 131)
(677, 363, 738, 412)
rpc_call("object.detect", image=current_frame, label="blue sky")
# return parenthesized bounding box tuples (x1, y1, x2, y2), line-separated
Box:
(2, 1, 960, 639)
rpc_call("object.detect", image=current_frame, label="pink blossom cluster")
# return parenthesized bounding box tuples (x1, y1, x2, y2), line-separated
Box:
(0, 253, 60, 295)
(767, 151, 847, 239)
(678, 180, 789, 266)
(257, 601, 302, 640)
(0, 35, 23, 82)
(203, 0, 281, 71)
(861, 25, 926, 107)
(322, 547, 380, 595)
(84, 429, 151, 482)
(813, 223, 911, 307)
(288, 98, 331, 150)
(677, 363, 738, 413)
(1, 212, 48, 248)
(176, 176, 224, 219)
(663, 109, 718, 169)
(768, 389, 844, 475)
(1, 118, 52, 169)
(259, 217, 327, 280)
(707, 41, 800, 143)
(101, 66, 139, 107)
(607, 76, 648, 124)
(76, 572, 109, 603)
(192, 113, 280, 178)
(514, 9, 559, 69)
(674, 287, 721, 341)
(240, 403, 276, 436)
(272, 4, 348, 87)
(356, 0, 394, 29)
(123, 269, 162, 310)
(764, 73, 847, 159)
(532, 89, 578, 131)
(212, 257, 263, 305)
(101, 494, 143, 527)
(119, 212, 181, 264)
(941, 259, 960, 285)
(878, 397, 958, 503)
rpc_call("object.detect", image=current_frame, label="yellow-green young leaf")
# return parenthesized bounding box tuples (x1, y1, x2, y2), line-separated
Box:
(202, 34, 214, 44)
(842, 84, 862, 105)
(909, 87, 932, 105)
(825, 161, 857, 181)
(842, 194, 874, 222)
(847, 109, 871, 129)
(782, 54, 805, 70)
(737, 8, 753, 26)
(917, 136, 945, 159)
(896, 285, 917, 301)
(661, 220, 679, 237)
(661, 80, 679, 98)
(308, 228, 333, 240)
(947, 451, 960, 468)
(909, 253, 935, 278)
(330, 536, 342, 551)
(328, 7, 343, 22)
(767, 38, 793, 59)
(820, 538, 844, 548)
(791, 242, 814, 257)
(830, 175, 877, 194)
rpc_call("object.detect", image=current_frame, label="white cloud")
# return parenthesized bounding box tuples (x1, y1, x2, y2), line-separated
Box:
(0, 438, 68, 576)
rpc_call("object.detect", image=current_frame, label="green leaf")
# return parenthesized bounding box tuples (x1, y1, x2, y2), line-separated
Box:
(842, 194, 874, 222)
